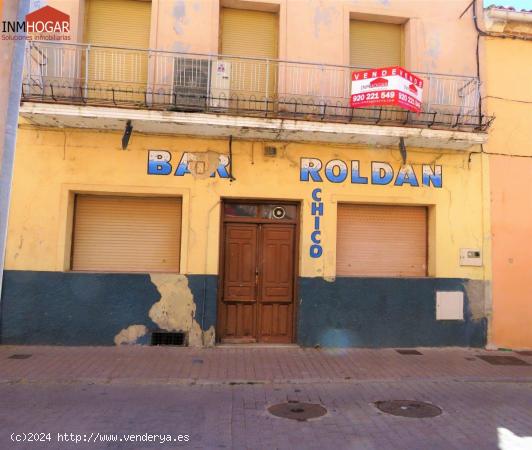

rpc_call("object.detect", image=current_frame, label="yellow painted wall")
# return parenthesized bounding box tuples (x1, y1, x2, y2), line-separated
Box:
(483, 35, 532, 348)
(6, 126, 488, 282)
(45, 0, 478, 76)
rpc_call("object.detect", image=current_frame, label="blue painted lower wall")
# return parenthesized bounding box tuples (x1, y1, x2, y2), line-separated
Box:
(1, 271, 486, 347)
(0, 271, 217, 346)
(297, 277, 487, 348)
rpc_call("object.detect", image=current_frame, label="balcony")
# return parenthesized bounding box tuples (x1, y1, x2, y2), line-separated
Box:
(19, 42, 493, 150)
(22, 41, 494, 130)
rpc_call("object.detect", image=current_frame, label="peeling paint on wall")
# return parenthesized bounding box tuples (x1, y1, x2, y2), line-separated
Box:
(111, 274, 215, 347)
(187, 151, 224, 179)
(114, 325, 148, 345)
(149, 274, 214, 347)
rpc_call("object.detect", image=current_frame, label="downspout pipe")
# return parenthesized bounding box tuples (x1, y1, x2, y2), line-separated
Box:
(0, 0, 30, 312)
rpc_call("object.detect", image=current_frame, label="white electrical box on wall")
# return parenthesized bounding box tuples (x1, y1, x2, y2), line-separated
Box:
(436, 291, 464, 321)
(460, 248, 482, 266)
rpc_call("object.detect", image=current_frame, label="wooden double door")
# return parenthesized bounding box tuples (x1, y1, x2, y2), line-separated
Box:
(218, 203, 298, 343)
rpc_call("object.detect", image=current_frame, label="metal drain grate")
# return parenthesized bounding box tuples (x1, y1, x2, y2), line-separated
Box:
(8, 354, 32, 360)
(375, 400, 442, 418)
(268, 402, 327, 421)
(396, 349, 423, 355)
(151, 331, 186, 346)
(477, 355, 530, 366)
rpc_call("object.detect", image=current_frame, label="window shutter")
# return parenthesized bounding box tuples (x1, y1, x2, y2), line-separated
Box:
(85, 0, 151, 49)
(336, 204, 427, 277)
(72, 195, 181, 273)
(220, 8, 278, 59)
(349, 20, 403, 68)
(220, 8, 278, 101)
(84, 0, 151, 92)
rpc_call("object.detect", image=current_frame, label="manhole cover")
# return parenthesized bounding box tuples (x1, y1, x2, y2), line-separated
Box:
(375, 400, 442, 418)
(395, 349, 423, 355)
(268, 402, 327, 421)
(8, 354, 32, 360)
(477, 355, 530, 366)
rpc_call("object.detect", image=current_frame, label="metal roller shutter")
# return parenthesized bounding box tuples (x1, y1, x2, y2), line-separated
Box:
(349, 20, 403, 68)
(336, 204, 427, 277)
(220, 8, 278, 102)
(220, 8, 278, 59)
(72, 195, 181, 273)
(85, 0, 151, 49)
(84, 0, 151, 98)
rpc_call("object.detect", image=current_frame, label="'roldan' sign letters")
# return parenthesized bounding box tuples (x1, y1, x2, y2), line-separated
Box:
(300, 158, 442, 188)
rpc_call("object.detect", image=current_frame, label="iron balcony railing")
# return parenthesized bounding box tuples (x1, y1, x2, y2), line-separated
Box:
(21, 41, 493, 131)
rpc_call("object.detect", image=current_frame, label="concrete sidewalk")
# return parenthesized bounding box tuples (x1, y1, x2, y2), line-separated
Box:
(1, 346, 532, 450)
(1, 345, 531, 384)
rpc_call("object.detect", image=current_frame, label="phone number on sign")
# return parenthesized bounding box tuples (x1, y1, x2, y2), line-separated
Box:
(398, 92, 421, 109)
(351, 91, 396, 102)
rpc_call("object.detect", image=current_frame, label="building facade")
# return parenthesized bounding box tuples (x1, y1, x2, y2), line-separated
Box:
(1, 0, 494, 347)
(482, 5, 532, 349)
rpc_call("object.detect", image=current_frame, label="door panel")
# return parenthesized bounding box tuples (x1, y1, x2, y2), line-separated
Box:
(260, 225, 294, 303)
(258, 225, 295, 342)
(259, 303, 292, 342)
(223, 225, 257, 301)
(221, 224, 257, 341)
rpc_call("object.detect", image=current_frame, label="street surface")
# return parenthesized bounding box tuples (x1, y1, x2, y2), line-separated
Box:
(0, 346, 531, 450)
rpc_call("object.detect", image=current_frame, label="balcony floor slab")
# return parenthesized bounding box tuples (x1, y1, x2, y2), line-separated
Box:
(19, 103, 487, 151)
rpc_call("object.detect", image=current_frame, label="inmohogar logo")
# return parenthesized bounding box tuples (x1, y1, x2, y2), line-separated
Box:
(2, 5, 70, 40)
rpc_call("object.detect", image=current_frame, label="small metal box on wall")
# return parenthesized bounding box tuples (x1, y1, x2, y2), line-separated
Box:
(460, 248, 482, 266)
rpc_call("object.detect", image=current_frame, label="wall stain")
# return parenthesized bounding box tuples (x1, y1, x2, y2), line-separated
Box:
(464, 279, 489, 321)
(426, 35, 441, 70)
(313, 2, 338, 38)
(173, 0, 186, 35)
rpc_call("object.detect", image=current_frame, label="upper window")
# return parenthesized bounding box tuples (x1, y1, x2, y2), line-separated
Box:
(349, 20, 403, 68)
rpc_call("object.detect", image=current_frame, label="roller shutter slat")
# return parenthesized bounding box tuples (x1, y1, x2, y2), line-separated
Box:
(72, 195, 181, 273)
(336, 204, 427, 277)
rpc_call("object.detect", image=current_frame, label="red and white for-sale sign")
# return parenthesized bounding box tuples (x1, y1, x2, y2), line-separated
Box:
(350, 66, 424, 113)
